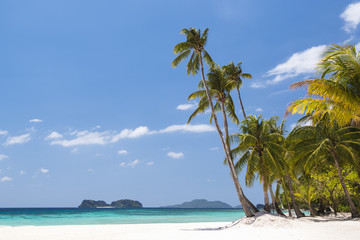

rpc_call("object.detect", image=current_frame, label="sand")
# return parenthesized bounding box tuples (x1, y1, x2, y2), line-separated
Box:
(1, 212, 359, 240)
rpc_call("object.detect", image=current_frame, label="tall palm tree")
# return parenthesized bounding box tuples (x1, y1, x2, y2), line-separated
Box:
(288, 116, 360, 218)
(172, 28, 254, 217)
(287, 44, 360, 127)
(231, 115, 286, 213)
(188, 66, 259, 213)
(222, 62, 252, 121)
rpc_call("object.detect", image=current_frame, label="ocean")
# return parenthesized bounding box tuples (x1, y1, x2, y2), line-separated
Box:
(0, 208, 246, 226)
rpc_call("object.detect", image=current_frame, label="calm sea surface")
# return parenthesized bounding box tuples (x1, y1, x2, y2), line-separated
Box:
(0, 208, 246, 226)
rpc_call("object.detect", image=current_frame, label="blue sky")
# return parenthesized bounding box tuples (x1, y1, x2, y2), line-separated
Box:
(0, 0, 359, 207)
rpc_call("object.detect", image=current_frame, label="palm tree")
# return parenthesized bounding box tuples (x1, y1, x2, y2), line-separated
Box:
(172, 28, 254, 217)
(287, 44, 360, 127)
(288, 116, 360, 218)
(231, 115, 286, 213)
(222, 62, 252, 121)
(188, 66, 259, 213)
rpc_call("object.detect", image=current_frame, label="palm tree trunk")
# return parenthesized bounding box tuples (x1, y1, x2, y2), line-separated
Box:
(236, 87, 247, 121)
(282, 188, 293, 217)
(199, 54, 254, 217)
(308, 202, 316, 217)
(263, 182, 271, 212)
(243, 193, 260, 213)
(219, 102, 259, 214)
(286, 175, 305, 218)
(331, 150, 360, 218)
(269, 184, 285, 216)
(220, 102, 259, 214)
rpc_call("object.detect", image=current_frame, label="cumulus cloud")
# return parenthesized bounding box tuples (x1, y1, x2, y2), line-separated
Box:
(40, 168, 49, 173)
(117, 150, 128, 155)
(176, 102, 197, 111)
(29, 119, 43, 123)
(167, 152, 184, 159)
(47, 124, 215, 147)
(266, 45, 327, 84)
(256, 108, 263, 112)
(0, 176, 12, 182)
(45, 131, 63, 140)
(5, 133, 31, 145)
(0, 154, 9, 161)
(341, 2, 360, 33)
(0, 130, 8, 135)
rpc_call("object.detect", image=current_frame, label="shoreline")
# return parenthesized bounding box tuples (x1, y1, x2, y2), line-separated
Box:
(1, 213, 359, 240)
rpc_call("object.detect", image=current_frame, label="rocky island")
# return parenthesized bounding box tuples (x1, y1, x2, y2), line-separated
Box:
(78, 199, 143, 208)
(163, 199, 233, 208)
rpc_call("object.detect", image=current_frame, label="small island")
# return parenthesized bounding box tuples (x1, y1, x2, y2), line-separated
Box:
(163, 199, 233, 208)
(78, 199, 143, 208)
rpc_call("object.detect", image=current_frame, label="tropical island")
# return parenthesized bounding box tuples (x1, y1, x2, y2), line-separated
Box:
(163, 199, 233, 208)
(78, 199, 143, 208)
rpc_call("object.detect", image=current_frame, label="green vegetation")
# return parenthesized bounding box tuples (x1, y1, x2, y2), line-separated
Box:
(173, 28, 360, 218)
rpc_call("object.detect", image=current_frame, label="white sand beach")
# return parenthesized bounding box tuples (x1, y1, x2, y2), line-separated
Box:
(1, 212, 359, 240)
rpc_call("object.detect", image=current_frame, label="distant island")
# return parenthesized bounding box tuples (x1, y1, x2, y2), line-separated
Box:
(78, 199, 143, 208)
(162, 199, 233, 208)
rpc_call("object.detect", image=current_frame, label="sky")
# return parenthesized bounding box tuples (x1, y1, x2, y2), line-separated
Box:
(0, 0, 359, 207)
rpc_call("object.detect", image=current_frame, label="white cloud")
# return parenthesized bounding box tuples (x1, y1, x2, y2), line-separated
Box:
(167, 152, 184, 159)
(341, 2, 360, 33)
(128, 159, 140, 168)
(176, 102, 197, 111)
(0, 130, 8, 135)
(5, 133, 31, 145)
(40, 168, 49, 174)
(19, 170, 26, 175)
(160, 124, 215, 134)
(120, 160, 140, 168)
(256, 108, 263, 112)
(71, 148, 79, 154)
(267, 45, 327, 84)
(118, 150, 128, 155)
(29, 119, 42, 123)
(146, 161, 154, 166)
(0, 154, 9, 161)
(0, 176, 12, 182)
(250, 82, 266, 89)
(48, 124, 215, 147)
(209, 147, 219, 151)
(289, 120, 312, 130)
(46, 131, 63, 140)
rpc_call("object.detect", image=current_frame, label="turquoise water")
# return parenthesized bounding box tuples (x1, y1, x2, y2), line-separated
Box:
(0, 208, 246, 226)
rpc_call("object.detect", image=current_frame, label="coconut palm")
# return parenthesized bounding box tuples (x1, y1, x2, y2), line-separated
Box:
(287, 44, 360, 127)
(288, 115, 360, 218)
(172, 28, 254, 217)
(222, 62, 252, 121)
(188, 66, 259, 213)
(231, 115, 286, 213)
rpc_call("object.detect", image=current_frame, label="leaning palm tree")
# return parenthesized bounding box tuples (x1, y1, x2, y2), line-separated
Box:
(288, 115, 360, 218)
(188, 66, 259, 213)
(222, 62, 252, 121)
(287, 44, 360, 127)
(231, 115, 286, 213)
(172, 28, 254, 217)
